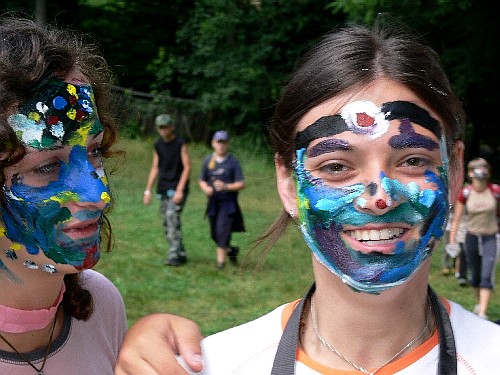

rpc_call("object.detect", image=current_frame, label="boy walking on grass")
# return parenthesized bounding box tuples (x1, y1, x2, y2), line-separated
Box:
(144, 114, 191, 266)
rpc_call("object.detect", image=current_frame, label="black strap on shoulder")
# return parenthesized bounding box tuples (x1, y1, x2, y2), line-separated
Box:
(271, 283, 456, 375)
(271, 283, 316, 374)
(427, 286, 457, 374)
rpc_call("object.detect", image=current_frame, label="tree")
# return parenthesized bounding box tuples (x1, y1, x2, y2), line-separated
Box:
(150, 0, 345, 134)
(330, 0, 500, 164)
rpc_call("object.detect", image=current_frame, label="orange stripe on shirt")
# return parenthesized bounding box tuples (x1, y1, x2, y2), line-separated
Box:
(280, 296, 451, 374)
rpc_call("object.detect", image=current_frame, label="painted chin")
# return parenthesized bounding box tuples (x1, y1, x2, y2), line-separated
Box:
(340, 226, 416, 255)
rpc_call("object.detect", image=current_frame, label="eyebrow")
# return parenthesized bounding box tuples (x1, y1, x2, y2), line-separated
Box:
(294, 100, 441, 150)
(389, 120, 439, 151)
(307, 138, 351, 157)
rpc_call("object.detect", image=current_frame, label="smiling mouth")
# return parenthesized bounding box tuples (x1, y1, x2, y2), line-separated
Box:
(345, 227, 406, 243)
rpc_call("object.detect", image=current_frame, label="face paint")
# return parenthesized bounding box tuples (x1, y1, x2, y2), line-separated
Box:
(293, 100, 448, 294)
(1, 79, 110, 270)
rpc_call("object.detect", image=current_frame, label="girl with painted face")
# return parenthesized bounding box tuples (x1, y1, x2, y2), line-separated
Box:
(0, 18, 202, 375)
(159, 24, 500, 375)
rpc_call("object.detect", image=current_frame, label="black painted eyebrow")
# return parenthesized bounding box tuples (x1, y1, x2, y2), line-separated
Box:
(294, 100, 441, 150)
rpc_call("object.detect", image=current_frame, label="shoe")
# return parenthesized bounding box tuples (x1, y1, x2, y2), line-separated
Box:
(457, 278, 468, 286)
(473, 304, 481, 315)
(478, 313, 489, 320)
(441, 268, 451, 276)
(216, 261, 225, 269)
(228, 246, 240, 265)
(165, 256, 187, 267)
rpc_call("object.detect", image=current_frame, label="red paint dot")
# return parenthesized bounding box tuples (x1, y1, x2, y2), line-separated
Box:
(356, 112, 375, 127)
(376, 199, 387, 209)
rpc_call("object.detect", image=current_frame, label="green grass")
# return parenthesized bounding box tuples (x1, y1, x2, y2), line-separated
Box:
(95, 137, 500, 335)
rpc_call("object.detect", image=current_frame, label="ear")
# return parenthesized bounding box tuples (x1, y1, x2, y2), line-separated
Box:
(449, 140, 465, 203)
(275, 153, 297, 214)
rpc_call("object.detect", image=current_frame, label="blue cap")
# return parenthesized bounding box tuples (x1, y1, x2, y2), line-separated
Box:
(212, 130, 229, 141)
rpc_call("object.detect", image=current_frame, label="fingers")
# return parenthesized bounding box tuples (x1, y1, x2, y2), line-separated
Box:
(115, 313, 203, 375)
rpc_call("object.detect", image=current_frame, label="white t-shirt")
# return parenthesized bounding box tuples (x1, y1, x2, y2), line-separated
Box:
(196, 297, 500, 374)
(0, 270, 127, 374)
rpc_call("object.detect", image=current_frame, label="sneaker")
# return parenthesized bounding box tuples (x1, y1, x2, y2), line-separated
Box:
(457, 278, 468, 287)
(165, 256, 187, 267)
(216, 261, 225, 269)
(478, 313, 489, 320)
(473, 304, 481, 315)
(228, 246, 240, 265)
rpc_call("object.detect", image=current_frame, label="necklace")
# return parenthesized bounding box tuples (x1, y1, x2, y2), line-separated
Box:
(310, 297, 430, 375)
(0, 312, 57, 374)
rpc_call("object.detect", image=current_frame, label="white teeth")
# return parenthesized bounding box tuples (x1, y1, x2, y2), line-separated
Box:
(369, 230, 380, 240)
(348, 228, 403, 241)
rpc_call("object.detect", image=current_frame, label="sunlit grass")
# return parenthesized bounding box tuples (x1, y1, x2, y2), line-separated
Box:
(95, 137, 500, 335)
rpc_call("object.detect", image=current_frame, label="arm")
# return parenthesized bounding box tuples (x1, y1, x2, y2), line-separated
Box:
(114, 313, 203, 375)
(213, 180, 245, 192)
(173, 144, 191, 205)
(198, 179, 214, 197)
(144, 151, 160, 205)
(213, 157, 245, 192)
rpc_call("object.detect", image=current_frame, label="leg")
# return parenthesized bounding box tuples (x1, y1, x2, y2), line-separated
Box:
(456, 243, 468, 286)
(478, 235, 497, 317)
(464, 233, 481, 310)
(441, 231, 452, 275)
(213, 210, 234, 268)
(161, 198, 186, 265)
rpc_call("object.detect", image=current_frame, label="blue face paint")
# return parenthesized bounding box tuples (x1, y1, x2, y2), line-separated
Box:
(293, 100, 449, 294)
(1, 80, 110, 270)
(295, 147, 448, 293)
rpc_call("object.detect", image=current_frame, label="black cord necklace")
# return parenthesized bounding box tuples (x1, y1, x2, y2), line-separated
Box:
(0, 312, 57, 374)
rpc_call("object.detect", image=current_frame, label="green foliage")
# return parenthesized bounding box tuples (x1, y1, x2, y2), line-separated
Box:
(151, 0, 344, 134)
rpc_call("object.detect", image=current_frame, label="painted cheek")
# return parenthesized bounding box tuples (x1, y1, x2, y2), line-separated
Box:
(63, 147, 111, 206)
(293, 148, 448, 293)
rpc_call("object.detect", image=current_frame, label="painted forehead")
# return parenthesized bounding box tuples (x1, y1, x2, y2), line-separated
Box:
(7, 79, 103, 149)
(294, 100, 441, 150)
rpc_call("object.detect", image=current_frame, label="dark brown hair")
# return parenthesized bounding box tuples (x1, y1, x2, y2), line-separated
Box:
(262, 23, 466, 249)
(0, 17, 118, 320)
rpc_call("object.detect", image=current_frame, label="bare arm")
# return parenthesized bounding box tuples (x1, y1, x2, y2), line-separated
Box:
(144, 151, 160, 205)
(198, 179, 214, 197)
(115, 313, 203, 375)
(173, 145, 191, 205)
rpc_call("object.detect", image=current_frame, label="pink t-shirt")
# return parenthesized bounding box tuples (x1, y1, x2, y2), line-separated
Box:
(0, 270, 127, 374)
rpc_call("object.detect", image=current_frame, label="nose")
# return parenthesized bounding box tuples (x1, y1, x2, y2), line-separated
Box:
(354, 171, 394, 214)
(65, 150, 110, 210)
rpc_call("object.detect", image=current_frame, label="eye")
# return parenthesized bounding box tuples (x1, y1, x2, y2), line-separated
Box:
(307, 161, 354, 184)
(400, 156, 432, 168)
(318, 162, 349, 174)
(88, 146, 104, 169)
(33, 161, 61, 176)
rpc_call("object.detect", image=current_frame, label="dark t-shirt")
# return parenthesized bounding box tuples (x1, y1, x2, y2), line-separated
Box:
(200, 154, 244, 220)
(154, 137, 186, 194)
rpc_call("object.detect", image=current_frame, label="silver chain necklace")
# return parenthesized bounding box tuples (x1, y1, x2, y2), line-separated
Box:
(310, 297, 430, 375)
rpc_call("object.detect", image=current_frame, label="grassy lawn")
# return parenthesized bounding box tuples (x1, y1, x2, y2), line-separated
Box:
(95, 137, 500, 335)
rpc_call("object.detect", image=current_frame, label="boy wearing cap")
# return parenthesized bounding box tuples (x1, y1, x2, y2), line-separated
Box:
(199, 131, 245, 268)
(144, 114, 191, 266)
